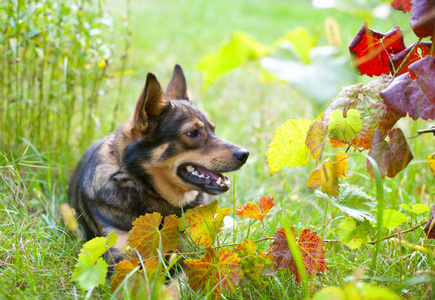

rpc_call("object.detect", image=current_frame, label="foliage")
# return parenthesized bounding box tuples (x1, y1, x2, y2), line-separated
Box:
(73, 198, 327, 298)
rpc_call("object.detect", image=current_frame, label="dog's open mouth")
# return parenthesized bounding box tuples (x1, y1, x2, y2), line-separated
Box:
(178, 164, 231, 194)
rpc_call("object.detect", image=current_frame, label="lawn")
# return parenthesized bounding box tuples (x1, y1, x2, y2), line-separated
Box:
(1, 0, 434, 299)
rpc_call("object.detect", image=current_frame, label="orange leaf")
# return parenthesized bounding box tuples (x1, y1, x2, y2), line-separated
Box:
(184, 200, 232, 246)
(110, 258, 140, 292)
(110, 258, 164, 294)
(305, 121, 328, 161)
(127, 213, 180, 259)
(185, 247, 243, 298)
(235, 196, 275, 221)
(306, 152, 348, 197)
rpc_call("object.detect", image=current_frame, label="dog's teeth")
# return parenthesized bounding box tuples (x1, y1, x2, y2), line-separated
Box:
(216, 177, 222, 185)
(186, 166, 195, 173)
(198, 174, 205, 178)
(205, 176, 210, 179)
(224, 178, 231, 186)
(192, 171, 199, 176)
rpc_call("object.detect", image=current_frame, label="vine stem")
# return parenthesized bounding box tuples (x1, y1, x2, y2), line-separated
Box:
(323, 220, 426, 245)
(110, 221, 427, 267)
(393, 38, 422, 78)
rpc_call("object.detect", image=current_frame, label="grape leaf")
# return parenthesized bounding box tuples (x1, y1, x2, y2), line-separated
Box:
(382, 209, 409, 230)
(184, 247, 243, 298)
(322, 76, 401, 150)
(328, 109, 362, 143)
(424, 205, 435, 239)
(305, 120, 328, 161)
(72, 236, 116, 291)
(337, 218, 372, 249)
(73, 257, 108, 291)
(391, 0, 412, 13)
(110, 258, 141, 292)
(266, 118, 312, 175)
(235, 239, 274, 289)
(307, 152, 348, 198)
(410, 0, 435, 39)
(389, 42, 432, 75)
(184, 200, 232, 246)
(197, 31, 270, 90)
(366, 129, 414, 179)
(128, 213, 180, 259)
(429, 152, 435, 176)
(313, 282, 399, 300)
(380, 55, 435, 120)
(235, 196, 275, 221)
(110, 258, 167, 296)
(400, 203, 430, 214)
(315, 183, 376, 222)
(349, 23, 405, 76)
(270, 227, 325, 283)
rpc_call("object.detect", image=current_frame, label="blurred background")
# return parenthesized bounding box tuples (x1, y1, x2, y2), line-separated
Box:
(2, 0, 434, 298)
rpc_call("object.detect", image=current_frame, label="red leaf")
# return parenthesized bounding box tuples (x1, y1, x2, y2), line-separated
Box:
(349, 23, 405, 77)
(424, 206, 435, 239)
(322, 76, 401, 150)
(390, 42, 432, 75)
(410, 0, 435, 39)
(391, 0, 412, 13)
(381, 55, 435, 120)
(366, 129, 414, 179)
(270, 227, 325, 283)
(184, 247, 243, 298)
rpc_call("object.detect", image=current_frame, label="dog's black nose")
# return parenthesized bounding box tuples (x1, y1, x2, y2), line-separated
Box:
(234, 148, 249, 164)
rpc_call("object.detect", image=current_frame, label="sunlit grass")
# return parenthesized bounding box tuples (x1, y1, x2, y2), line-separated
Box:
(1, 0, 434, 298)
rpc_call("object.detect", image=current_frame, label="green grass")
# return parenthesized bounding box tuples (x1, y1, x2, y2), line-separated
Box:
(1, 0, 435, 298)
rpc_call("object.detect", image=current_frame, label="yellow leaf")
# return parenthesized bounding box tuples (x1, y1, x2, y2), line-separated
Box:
(306, 152, 348, 197)
(428, 152, 435, 176)
(266, 118, 312, 175)
(184, 200, 232, 246)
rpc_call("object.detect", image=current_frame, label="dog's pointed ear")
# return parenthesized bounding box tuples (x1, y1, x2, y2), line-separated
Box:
(165, 64, 189, 100)
(130, 73, 167, 134)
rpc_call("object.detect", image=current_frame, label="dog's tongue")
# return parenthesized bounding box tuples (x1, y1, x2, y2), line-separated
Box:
(196, 167, 220, 181)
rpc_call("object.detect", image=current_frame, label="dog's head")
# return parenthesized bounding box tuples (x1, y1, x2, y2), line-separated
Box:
(121, 65, 248, 205)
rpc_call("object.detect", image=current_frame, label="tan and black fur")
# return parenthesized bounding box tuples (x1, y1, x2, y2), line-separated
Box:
(68, 65, 249, 264)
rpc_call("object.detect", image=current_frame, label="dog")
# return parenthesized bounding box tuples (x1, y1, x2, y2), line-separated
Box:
(68, 64, 249, 267)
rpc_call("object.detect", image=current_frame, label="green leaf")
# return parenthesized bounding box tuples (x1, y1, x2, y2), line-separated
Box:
(383, 209, 409, 230)
(328, 108, 362, 142)
(107, 231, 118, 249)
(399, 204, 412, 213)
(412, 204, 429, 214)
(315, 184, 376, 222)
(197, 31, 271, 90)
(314, 282, 399, 300)
(72, 234, 117, 291)
(21, 29, 40, 44)
(79, 237, 108, 265)
(266, 118, 312, 175)
(278, 27, 318, 64)
(337, 218, 372, 249)
(72, 257, 108, 291)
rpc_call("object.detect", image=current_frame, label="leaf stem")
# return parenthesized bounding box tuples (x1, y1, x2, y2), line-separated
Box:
(393, 38, 422, 78)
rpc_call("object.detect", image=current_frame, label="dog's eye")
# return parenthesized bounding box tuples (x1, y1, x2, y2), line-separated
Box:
(186, 129, 200, 138)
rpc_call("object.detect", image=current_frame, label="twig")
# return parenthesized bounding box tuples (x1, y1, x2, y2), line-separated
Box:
(393, 38, 422, 78)
(367, 220, 426, 245)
